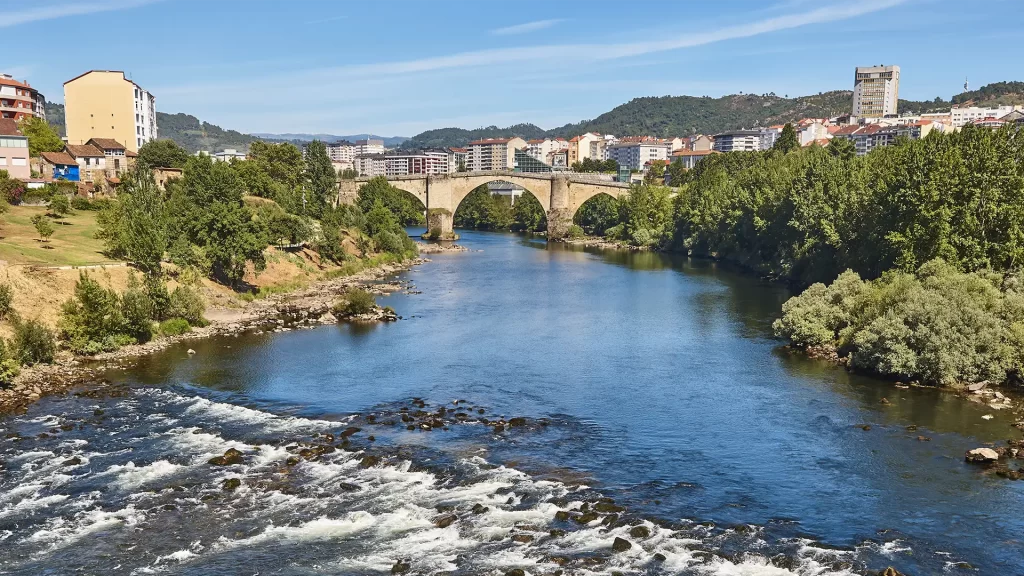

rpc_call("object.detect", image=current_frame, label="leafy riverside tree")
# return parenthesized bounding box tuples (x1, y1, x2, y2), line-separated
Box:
(97, 170, 167, 274)
(136, 139, 191, 170)
(17, 116, 64, 156)
(356, 176, 425, 226)
(303, 139, 335, 218)
(574, 194, 619, 235)
(167, 155, 267, 286)
(572, 158, 618, 173)
(454, 185, 513, 230)
(511, 193, 546, 232)
(773, 123, 800, 153)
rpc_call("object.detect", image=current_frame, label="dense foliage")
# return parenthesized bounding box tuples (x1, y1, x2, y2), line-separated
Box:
(774, 260, 1024, 387)
(18, 116, 65, 156)
(453, 185, 548, 232)
(572, 158, 618, 173)
(355, 177, 425, 227)
(136, 139, 191, 170)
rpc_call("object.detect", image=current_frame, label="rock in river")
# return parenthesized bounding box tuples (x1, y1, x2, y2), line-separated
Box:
(965, 447, 999, 464)
(612, 537, 632, 552)
(208, 448, 244, 466)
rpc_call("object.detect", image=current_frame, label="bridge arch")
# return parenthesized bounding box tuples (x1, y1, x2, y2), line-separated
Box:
(450, 174, 551, 214)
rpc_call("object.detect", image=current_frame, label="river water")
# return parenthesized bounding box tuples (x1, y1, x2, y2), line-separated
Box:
(2, 230, 1022, 575)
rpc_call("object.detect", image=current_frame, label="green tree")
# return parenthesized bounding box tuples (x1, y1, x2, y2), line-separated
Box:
(17, 116, 64, 156)
(356, 176, 425, 226)
(773, 123, 800, 154)
(97, 170, 167, 274)
(574, 194, 620, 235)
(168, 155, 267, 286)
(31, 214, 54, 242)
(48, 194, 71, 217)
(248, 141, 304, 189)
(339, 168, 359, 180)
(303, 139, 335, 218)
(136, 139, 191, 170)
(512, 193, 546, 232)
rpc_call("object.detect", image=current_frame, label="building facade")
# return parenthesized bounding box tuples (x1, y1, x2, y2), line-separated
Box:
(670, 149, 718, 171)
(354, 153, 386, 176)
(950, 105, 1020, 127)
(0, 74, 46, 121)
(325, 140, 356, 163)
(64, 70, 156, 152)
(605, 142, 672, 170)
(448, 147, 468, 172)
(852, 65, 900, 118)
(354, 139, 384, 156)
(383, 150, 450, 176)
(0, 119, 30, 179)
(468, 137, 526, 171)
(712, 130, 761, 152)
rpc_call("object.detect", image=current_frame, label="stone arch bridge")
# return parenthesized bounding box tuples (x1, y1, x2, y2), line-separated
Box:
(337, 171, 631, 240)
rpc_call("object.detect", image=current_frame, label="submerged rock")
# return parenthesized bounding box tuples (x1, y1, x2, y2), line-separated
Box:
(629, 525, 651, 539)
(221, 478, 241, 491)
(434, 514, 457, 528)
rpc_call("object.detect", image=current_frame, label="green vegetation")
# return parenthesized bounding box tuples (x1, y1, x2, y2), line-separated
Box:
(773, 123, 799, 154)
(98, 171, 167, 274)
(573, 194, 619, 235)
(332, 288, 377, 317)
(10, 316, 56, 366)
(775, 261, 1024, 387)
(0, 284, 12, 320)
(571, 158, 618, 173)
(0, 205, 111, 266)
(30, 214, 54, 242)
(303, 140, 336, 219)
(158, 318, 191, 337)
(48, 194, 71, 218)
(455, 185, 548, 232)
(0, 170, 25, 204)
(136, 139, 191, 170)
(17, 116, 64, 156)
(356, 176, 425, 226)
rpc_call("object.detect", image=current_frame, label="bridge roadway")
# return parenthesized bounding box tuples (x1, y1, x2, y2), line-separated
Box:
(337, 171, 631, 239)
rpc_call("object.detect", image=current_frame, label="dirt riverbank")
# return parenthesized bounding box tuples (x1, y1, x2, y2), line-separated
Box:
(0, 256, 427, 416)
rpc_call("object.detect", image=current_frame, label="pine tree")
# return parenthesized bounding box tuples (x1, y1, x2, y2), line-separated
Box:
(773, 123, 800, 154)
(303, 140, 335, 218)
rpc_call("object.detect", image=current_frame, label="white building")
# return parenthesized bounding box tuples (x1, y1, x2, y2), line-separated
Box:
(468, 137, 526, 171)
(214, 148, 246, 162)
(448, 147, 468, 172)
(354, 138, 384, 156)
(133, 83, 157, 151)
(354, 153, 386, 176)
(713, 130, 761, 152)
(384, 150, 450, 176)
(852, 65, 900, 118)
(950, 105, 1021, 127)
(325, 140, 356, 163)
(605, 142, 672, 170)
(759, 126, 783, 150)
(798, 121, 831, 146)
(525, 138, 568, 163)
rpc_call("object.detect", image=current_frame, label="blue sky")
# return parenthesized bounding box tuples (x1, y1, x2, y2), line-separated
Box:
(2, 0, 1021, 136)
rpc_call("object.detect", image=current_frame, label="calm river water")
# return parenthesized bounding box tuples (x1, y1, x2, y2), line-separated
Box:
(2, 230, 1022, 575)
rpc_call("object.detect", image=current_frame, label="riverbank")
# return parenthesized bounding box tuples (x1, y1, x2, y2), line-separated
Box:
(0, 256, 426, 416)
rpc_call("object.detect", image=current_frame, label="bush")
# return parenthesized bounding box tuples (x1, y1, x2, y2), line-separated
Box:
(567, 224, 585, 239)
(145, 275, 171, 321)
(426, 228, 442, 241)
(167, 285, 206, 327)
(332, 288, 377, 317)
(0, 283, 12, 320)
(121, 278, 154, 343)
(11, 317, 56, 365)
(70, 196, 93, 211)
(0, 339, 19, 388)
(373, 230, 406, 255)
(158, 318, 191, 337)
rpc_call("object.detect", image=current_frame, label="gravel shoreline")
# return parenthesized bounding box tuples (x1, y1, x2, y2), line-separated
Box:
(0, 256, 427, 416)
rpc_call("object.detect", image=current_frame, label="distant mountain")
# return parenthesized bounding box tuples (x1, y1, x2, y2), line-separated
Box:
(951, 81, 1024, 107)
(400, 124, 548, 150)
(45, 103, 258, 153)
(253, 133, 408, 147)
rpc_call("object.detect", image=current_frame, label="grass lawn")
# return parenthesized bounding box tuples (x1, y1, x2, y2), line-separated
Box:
(0, 204, 117, 266)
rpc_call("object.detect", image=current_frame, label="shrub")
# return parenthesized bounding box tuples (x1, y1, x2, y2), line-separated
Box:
(0, 339, 19, 388)
(332, 288, 376, 317)
(11, 317, 56, 365)
(167, 285, 206, 327)
(566, 224, 585, 239)
(426, 228, 442, 241)
(373, 230, 406, 255)
(70, 196, 93, 211)
(0, 283, 12, 320)
(121, 278, 154, 343)
(58, 271, 155, 354)
(145, 275, 171, 321)
(158, 318, 191, 337)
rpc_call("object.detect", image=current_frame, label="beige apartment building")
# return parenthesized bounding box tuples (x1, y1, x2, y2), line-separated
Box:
(64, 70, 156, 153)
(468, 137, 526, 171)
(852, 65, 900, 118)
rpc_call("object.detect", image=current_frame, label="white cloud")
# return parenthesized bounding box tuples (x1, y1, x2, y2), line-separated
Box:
(0, 0, 160, 28)
(490, 19, 565, 36)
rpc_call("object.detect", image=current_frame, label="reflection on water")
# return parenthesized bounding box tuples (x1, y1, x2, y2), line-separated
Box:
(4, 229, 1023, 574)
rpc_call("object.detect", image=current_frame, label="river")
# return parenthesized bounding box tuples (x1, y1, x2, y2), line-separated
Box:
(1, 230, 1022, 575)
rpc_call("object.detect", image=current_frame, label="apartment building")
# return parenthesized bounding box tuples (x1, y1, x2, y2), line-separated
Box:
(670, 149, 718, 171)
(525, 138, 568, 163)
(0, 119, 31, 179)
(605, 141, 672, 170)
(852, 65, 900, 118)
(449, 147, 468, 172)
(354, 139, 384, 156)
(0, 74, 46, 121)
(64, 70, 156, 152)
(950, 105, 1021, 127)
(325, 140, 356, 163)
(832, 124, 898, 156)
(567, 133, 602, 165)
(468, 137, 526, 171)
(759, 126, 783, 150)
(354, 153, 386, 177)
(712, 130, 761, 152)
(688, 135, 714, 152)
(384, 150, 450, 176)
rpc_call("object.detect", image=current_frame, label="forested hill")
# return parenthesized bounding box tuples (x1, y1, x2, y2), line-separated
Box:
(45, 103, 258, 153)
(402, 81, 1024, 148)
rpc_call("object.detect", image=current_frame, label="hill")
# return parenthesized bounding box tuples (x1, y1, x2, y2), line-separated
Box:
(951, 81, 1024, 107)
(45, 103, 258, 153)
(400, 123, 548, 150)
(252, 133, 408, 147)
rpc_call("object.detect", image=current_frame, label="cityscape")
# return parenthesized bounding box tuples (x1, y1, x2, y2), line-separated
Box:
(2, 2, 1024, 575)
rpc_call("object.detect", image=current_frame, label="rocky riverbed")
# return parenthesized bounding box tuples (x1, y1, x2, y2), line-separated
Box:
(0, 257, 426, 416)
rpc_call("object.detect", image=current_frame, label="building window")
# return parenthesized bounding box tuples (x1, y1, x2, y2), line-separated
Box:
(12, 157, 27, 166)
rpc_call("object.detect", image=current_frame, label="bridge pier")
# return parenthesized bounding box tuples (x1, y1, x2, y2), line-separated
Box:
(546, 176, 573, 240)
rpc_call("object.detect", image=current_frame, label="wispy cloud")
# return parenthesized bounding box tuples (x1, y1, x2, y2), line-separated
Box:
(0, 0, 159, 28)
(490, 18, 565, 36)
(304, 14, 347, 25)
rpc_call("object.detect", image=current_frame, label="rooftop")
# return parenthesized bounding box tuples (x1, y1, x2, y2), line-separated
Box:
(66, 144, 105, 158)
(40, 151, 78, 165)
(0, 118, 23, 137)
